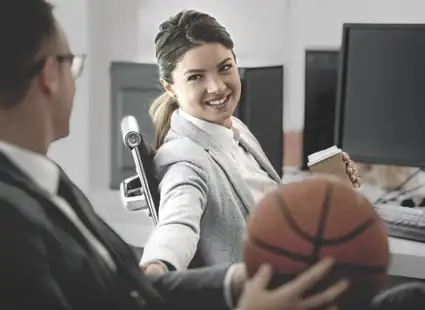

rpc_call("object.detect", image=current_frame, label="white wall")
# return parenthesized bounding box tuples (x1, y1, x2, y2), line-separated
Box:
(87, 0, 155, 246)
(48, 0, 90, 193)
(137, 0, 287, 66)
(49, 0, 425, 248)
(50, 0, 154, 247)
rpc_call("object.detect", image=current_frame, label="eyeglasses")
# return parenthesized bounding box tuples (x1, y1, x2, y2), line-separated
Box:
(57, 54, 86, 79)
(29, 53, 86, 79)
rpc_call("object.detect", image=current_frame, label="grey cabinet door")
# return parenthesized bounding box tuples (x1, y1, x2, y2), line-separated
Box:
(110, 62, 162, 189)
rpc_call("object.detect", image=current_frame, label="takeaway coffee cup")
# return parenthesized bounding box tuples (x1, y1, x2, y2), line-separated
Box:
(307, 146, 352, 185)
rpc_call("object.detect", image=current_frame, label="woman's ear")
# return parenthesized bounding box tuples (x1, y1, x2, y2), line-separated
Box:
(160, 79, 175, 99)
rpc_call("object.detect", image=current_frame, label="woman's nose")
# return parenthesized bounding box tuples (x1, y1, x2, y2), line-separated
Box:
(207, 77, 226, 94)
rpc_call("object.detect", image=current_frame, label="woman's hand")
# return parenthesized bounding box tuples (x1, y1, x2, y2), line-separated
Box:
(342, 152, 362, 188)
(237, 257, 349, 310)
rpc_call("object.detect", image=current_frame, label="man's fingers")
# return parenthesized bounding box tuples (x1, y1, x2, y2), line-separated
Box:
(300, 279, 349, 309)
(143, 264, 166, 276)
(288, 257, 335, 294)
(250, 264, 273, 289)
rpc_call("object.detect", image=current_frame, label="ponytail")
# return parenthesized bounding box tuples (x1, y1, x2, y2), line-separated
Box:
(149, 92, 178, 149)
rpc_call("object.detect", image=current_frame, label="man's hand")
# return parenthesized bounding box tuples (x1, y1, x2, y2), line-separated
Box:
(140, 261, 168, 277)
(230, 263, 247, 306)
(237, 257, 349, 310)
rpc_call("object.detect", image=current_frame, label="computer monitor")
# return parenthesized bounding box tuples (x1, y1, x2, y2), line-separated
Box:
(335, 24, 425, 167)
(238, 66, 284, 176)
(302, 49, 339, 170)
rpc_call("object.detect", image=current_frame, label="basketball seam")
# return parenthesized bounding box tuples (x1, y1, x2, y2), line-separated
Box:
(274, 182, 377, 245)
(311, 181, 335, 259)
(247, 235, 387, 274)
(324, 218, 376, 245)
(255, 180, 385, 271)
(273, 192, 315, 241)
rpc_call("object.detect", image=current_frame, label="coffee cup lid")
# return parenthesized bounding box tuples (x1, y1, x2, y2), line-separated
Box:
(307, 145, 342, 166)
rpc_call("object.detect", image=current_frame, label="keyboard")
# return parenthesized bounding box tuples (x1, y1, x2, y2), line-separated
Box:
(374, 204, 425, 243)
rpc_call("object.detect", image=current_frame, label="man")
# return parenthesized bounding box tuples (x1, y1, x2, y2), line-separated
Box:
(0, 1, 371, 310)
(0, 1, 245, 309)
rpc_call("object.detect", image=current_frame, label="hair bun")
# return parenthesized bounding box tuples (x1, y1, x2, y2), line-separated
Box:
(159, 21, 174, 32)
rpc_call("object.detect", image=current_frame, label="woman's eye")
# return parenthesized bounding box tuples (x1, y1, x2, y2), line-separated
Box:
(188, 74, 203, 81)
(220, 64, 233, 72)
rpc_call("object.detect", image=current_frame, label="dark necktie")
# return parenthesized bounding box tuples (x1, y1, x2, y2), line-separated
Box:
(57, 170, 165, 306)
(56, 172, 118, 273)
(57, 171, 164, 306)
(57, 177, 78, 212)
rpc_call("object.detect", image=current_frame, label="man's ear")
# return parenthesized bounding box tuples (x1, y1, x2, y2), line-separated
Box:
(37, 56, 59, 95)
(160, 79, 175, 99)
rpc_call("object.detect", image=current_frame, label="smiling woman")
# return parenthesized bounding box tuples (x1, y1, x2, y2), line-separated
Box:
(149, 10, 238, 149)
(162, 44, 239, 128)
(140, 9, 359, 276)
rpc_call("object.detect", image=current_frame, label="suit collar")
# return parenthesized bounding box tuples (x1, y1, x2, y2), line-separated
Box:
(0, 150, 39, 191)
(169, 111, 216, 151)
(0, 142, 59, 195)
(0, 150, 27, 179)
(169, 111, 281, 183)
(178, 109, 237, 151)
(0, 150, 164, 304)
(0, 147, 62, 204)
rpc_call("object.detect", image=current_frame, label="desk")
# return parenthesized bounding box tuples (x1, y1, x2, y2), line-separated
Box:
(283, 167, 425, 280)
(388, 237, 425, 279)
(120, 168, 425, 279)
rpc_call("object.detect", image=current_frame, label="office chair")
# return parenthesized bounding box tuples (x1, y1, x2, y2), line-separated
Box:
(120, 116, 160, 226)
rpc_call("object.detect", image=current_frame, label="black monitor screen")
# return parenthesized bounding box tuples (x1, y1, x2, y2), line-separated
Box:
(302, 50, 339, 170)
(335, 24, 425, 167)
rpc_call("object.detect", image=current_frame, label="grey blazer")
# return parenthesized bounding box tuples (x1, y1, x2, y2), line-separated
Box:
(141, 111, 282, 270)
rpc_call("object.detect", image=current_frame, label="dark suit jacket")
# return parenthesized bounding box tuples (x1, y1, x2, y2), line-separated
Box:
(0, 152, 232, 310)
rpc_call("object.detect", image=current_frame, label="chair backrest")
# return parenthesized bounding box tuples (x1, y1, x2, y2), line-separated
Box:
(136, 135, 160, 214)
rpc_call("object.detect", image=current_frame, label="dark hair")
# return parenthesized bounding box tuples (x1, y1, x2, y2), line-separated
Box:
(0, 0, 57, 109)
(150, 9, 235, 149)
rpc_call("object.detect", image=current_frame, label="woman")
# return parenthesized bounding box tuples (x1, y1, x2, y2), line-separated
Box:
(140, 9, 360, 274)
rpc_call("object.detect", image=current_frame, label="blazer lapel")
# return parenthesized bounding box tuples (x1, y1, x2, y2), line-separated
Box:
(238, 136, 282, 183)
(0, 152, 109, 253)
(0, 152, 163, 305)
(169, 112, 255, 217)
(207, 149, 255, 217)
(58, 169, 164, 304)
(0, 151, 52, 197)
(58, 169, 130, 255)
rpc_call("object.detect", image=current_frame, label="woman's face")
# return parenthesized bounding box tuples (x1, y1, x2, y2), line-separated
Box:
(164, 43, 241, 128)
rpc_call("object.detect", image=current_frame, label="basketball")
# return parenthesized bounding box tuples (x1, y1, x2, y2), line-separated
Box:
(243, 174, 389, 308)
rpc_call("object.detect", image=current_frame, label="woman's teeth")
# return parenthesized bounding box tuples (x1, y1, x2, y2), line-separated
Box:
(207, 96, 227, 106)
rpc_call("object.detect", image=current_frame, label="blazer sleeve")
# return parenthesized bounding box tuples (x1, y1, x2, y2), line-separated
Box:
(150, 264, 232, 310)
(141, 160, 209, 270)
(0, 200, 73, 310)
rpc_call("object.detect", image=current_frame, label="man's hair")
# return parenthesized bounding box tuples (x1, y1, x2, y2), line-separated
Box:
(0, 0, 57, 109)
